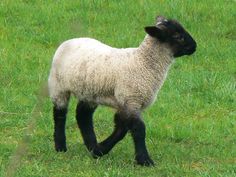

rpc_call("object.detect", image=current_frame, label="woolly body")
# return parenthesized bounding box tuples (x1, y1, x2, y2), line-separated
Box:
(48, 36, 173, 111)
(48, 16, 197, 166)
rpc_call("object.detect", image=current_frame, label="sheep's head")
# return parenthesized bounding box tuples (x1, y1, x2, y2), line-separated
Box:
(145, 16, 197, 58)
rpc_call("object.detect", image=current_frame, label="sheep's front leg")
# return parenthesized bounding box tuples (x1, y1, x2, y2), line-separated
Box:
(53, 106, 68, 152)
(93, 112, 129, 157)
(76, 101, 98, 153)
(128, 112, 154, 166)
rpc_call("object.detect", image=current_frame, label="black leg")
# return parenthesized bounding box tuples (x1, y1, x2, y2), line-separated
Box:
(53, 106, 68, 152)
(128, 113, 154, 166)
(92, 112, 129, 157)
(76, 101, 98, 152)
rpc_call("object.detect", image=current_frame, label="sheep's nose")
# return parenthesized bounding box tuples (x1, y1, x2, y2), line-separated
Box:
(186, 44, 196, 55)
(191, 46, 196, 53)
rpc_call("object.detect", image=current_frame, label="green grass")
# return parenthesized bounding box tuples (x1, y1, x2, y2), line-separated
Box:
(1, 0, 236, 176)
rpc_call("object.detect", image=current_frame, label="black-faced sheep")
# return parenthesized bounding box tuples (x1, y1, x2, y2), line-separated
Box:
(48, 16, 197, 166)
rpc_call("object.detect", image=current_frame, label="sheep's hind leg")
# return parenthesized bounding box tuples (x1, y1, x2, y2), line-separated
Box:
(53, 106, 68, 152)
(76, 101, 99, 154)
(93, 112, 129, 157)
(53, 92, 70, 152)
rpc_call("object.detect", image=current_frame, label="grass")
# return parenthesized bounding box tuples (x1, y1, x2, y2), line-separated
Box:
(0, 0, 236, 176)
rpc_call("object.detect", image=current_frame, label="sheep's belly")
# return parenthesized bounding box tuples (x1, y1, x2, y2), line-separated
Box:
(95, 96, 119, 108)
(80, 96, 119, 109)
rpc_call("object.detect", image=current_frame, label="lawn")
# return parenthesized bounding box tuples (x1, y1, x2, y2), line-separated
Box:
(0, 0, 236, 176)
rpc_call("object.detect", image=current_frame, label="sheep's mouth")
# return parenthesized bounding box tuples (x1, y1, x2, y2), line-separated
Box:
(173, 47, 196, 57)
(186, 45, 196, 55)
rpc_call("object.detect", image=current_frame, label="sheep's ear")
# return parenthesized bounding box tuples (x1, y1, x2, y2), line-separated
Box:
(145, 26, 167, 41)
(156, 16, 167, 23)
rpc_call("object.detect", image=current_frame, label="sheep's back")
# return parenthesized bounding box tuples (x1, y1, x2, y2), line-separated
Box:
(50, 38, 134, 105)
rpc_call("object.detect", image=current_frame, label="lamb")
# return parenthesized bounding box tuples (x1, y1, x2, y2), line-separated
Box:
(48, 16, 197, 166)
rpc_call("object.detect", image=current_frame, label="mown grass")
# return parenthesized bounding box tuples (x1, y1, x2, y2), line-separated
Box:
(0, 0, 236, 176)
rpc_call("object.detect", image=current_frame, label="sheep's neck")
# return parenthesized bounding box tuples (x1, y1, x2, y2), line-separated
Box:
(137, 35, 173, 79)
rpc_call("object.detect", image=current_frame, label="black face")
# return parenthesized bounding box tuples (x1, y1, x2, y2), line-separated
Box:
(145, 16, 197, 58)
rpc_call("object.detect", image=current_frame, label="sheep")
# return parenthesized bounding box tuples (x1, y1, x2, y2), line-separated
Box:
(48, 16, 197, 166)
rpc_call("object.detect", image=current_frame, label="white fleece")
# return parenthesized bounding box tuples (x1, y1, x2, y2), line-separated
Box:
(48, 35, 173, 111)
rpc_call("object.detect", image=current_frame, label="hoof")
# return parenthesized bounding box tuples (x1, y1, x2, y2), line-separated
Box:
(55, 142, 67, 152)
(136, 154, 155, 167)
(90, 144, 109, 158)
(54, 134, 67, 152)
(91, 147, 104, 158)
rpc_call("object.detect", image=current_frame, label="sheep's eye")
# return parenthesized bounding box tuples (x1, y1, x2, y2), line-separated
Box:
(173, 34, 184, 42)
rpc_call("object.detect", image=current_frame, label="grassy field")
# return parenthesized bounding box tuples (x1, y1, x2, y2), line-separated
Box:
(0, 0, 236, 176)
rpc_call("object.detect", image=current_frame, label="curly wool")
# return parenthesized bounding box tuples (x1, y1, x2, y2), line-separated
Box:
(48, 35, 173, 111)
